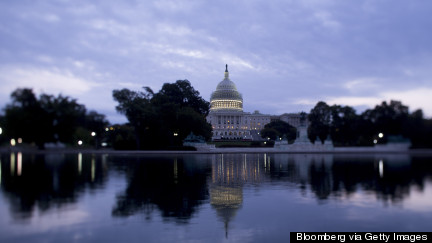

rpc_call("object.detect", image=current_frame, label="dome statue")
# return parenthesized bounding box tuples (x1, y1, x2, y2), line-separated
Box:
(210, 65, 243, 112)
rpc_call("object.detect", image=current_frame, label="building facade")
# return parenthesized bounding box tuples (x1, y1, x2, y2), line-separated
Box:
(206, 65, 304, 141)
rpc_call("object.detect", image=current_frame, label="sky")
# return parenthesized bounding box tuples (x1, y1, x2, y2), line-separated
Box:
(1, 0, 432, 124)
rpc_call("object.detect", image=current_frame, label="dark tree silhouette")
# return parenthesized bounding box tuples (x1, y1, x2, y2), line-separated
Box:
(113, 80, 211, 149)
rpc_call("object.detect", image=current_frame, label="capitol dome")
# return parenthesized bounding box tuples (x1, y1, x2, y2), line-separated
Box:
(210, 65, 243, 112)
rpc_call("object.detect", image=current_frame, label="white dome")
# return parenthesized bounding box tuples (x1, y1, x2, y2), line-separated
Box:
(210, 65, 243, 112)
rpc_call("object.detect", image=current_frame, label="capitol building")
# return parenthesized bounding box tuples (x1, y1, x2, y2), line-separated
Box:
(206, 65, 304, 141)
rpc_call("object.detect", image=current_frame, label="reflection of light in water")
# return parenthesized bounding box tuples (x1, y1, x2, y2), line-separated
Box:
(102, 154, 108, 170)
(17, 152, 22, 176)
(243, 154, 247, 181)
(78, 153, 82, 175)
(379, 160, 384, 178)
(10, 153, 15, 175)
(173, 158, 178, 184)
(91, 156, 95, 182)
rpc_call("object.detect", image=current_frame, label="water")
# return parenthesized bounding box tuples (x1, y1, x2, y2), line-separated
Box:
(0, 152, 431, 242)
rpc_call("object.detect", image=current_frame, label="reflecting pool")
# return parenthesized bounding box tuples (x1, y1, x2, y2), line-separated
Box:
(1, 152, 432, 242)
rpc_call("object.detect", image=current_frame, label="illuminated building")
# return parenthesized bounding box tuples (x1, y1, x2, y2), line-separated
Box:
(206, 65, 304, 140)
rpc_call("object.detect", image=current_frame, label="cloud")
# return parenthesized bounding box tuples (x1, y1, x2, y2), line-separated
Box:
(325, 96, 381, 108)
(1, 0, 432, 123)
(381, 87, 432, 115)
(294, 87, 432, 117)
(0, 66, 100, 98)
(153, 0, 200, 13)
(314, 11, 341, 30)
(343, 78, 380, 93)
(17, 12, 60, 23)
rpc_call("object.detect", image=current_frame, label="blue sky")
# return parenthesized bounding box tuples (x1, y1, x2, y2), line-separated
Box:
(1, 0, 432, 123)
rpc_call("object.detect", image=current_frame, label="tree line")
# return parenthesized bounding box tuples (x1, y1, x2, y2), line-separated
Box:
(0, 88, 108, 149)
(0, 80, 211, 150)
(307, 100, 432, 148)
(1, 82, 432, 149)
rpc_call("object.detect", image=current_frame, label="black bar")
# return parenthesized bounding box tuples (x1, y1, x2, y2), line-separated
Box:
(291, 232, 432, 243)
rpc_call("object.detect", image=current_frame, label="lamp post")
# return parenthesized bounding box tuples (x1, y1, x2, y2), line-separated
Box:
(91, 132, 98, 149)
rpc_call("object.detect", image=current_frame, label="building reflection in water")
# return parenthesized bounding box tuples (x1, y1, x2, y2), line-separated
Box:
(209, 153, 268, 238)
(1, 152, 432, 227)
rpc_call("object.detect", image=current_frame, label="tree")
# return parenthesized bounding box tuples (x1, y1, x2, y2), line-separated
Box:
(113, 80, 211, 149)
(260, 120, 297, 142)
(3, 88, 48, 148)
(3, 88, 104, 149)
(0, 114, 7, 145)
(329, 105, 361, 146)
(112, 87, 156, 149)
(260, 128, 279, 141)
(308, 101, 331, 143)
(361, 100, 409, 138)
(39, 94, 87, 144)
(81, 111, 109, 148)
(153, 80, 210, 116)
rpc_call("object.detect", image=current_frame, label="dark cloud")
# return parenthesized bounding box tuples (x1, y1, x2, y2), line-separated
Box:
(1, 0, 432, 122)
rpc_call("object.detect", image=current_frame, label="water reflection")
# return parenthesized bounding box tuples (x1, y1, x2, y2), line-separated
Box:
(0, 152, 108, 221)
(111, 155, 211, 223)
(210, 154, 263, 238)
(263, 154, 432, 204)
(1, 152, 432, 236)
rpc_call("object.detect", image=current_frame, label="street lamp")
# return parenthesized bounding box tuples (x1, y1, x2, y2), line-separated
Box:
(378, 133, 384, 138)
(91, 132, 98, 149)
(0, 127, 2, 135)
(78, 140, 83, 146)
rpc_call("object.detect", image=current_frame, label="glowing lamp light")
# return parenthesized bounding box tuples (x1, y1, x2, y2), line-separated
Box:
(10, 139, 16, 146)
(18, 138, 23, 144)
(373, 139, 378, 144)
(105, 127, 109, 132)
(91, 132, 96, 137)
(78, 140, 83, 146)
(378, 133, 384, 138)
(0, 127, 2, 135)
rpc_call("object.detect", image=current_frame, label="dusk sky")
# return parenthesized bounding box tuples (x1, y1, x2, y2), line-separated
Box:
(1, 0, 432, 123)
